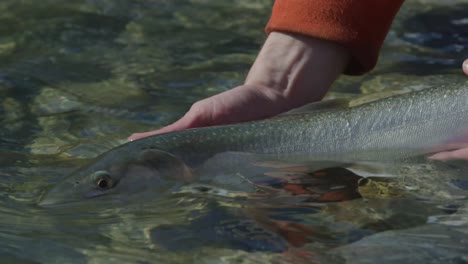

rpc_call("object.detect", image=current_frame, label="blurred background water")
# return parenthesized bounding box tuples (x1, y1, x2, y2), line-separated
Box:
(0, 0, 467, 263)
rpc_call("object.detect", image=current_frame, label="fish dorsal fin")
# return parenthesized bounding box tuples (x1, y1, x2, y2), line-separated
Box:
(278, 99, 348, 116)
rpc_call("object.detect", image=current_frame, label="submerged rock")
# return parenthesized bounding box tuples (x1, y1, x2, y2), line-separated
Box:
(329, 222, 468, 264)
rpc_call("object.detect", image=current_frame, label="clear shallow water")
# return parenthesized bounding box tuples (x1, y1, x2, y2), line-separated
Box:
(0, 0, 467, 263)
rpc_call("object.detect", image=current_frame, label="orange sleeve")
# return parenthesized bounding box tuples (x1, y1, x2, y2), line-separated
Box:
(265, 0, 405, 75)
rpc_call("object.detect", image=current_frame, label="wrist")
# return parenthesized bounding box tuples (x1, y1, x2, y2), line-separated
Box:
(245, 31, 349, 108)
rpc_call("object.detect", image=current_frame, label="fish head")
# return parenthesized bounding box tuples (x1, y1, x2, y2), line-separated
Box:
(39, 148, 192, 206)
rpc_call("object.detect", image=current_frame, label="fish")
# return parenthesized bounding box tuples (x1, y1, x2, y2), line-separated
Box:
(39, 80, 468, 206)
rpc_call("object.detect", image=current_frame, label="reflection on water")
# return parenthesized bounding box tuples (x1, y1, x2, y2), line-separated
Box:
(1, 0, 467, 263)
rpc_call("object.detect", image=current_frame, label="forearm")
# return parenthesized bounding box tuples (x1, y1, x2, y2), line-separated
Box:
(266, 0, 404, 75)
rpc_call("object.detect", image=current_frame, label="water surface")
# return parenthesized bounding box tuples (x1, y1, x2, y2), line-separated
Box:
(0, 0, 467, 263)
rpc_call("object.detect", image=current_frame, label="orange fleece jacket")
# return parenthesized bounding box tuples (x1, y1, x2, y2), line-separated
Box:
(266, 0, 405, 75)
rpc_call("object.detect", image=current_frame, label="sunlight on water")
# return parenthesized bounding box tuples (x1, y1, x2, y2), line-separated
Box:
(0, 0, 467, 263)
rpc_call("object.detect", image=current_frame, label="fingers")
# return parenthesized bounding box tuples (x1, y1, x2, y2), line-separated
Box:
(128, 96, 218, 141)
(128, 131, 158, 141)
(429, 147, 468, 161)
(463, 59, 468, 75)
(128, 117, 195, 141)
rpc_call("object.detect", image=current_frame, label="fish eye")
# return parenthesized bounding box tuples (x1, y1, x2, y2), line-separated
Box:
(94, 171, 114, 190)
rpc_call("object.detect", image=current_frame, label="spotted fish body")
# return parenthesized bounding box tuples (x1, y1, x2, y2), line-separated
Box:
(40, 81, 468, 205)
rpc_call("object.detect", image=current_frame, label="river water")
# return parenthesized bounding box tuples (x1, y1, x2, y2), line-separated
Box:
(0, 0, 467, 263)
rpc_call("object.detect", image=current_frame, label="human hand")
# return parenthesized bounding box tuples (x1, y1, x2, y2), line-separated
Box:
(430, 145, 468, 161)
(464, 58, 468, 75)
(129, 32, 349, 141)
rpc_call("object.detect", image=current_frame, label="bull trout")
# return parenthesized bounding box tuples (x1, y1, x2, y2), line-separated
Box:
(40, 81, 468, 205)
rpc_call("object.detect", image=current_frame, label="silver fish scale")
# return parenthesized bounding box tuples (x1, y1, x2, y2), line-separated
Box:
(120, 81, 468, 164)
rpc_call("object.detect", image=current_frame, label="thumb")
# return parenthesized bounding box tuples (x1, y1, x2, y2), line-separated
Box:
(127, 101, 212, 141)
(128, 117, 194, 141)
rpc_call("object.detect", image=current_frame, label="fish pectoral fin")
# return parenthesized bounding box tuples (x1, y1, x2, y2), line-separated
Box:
(137, 149, 193, 181)
(277, 99, 349, 116)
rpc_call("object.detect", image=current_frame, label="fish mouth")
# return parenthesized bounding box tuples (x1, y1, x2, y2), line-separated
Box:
(38, 180, 124, 208)
(38, 189, 105, 208)
(37, 181, 79, 207)
(37, 191, 67, 208)
(37, 196, 63, 208)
